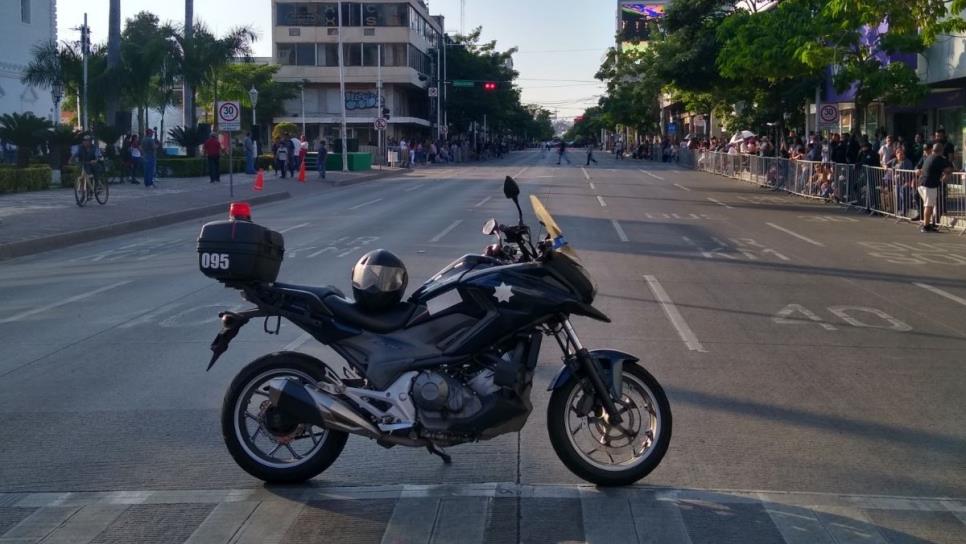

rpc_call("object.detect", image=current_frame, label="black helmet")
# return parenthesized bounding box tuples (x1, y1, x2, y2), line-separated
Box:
(351, 249, 408, 312)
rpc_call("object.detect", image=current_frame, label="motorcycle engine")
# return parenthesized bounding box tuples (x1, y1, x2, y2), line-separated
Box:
(412, 369, 499, 432)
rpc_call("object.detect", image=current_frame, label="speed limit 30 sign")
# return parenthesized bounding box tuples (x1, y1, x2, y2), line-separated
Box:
(218, 101, 241, 131)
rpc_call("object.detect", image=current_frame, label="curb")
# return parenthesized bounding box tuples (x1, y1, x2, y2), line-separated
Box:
(332, 168, 405, 187)
(0, 191, 290, 261)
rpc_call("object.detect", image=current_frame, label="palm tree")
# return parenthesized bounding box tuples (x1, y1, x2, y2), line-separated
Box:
(22, 41, 109, 130)
(106, 0, 122, 126)
(173, 23, 257, 131)
(120, 12, 176, 136)
(183, 0, 194, 128)
(0, 113, 54, 167)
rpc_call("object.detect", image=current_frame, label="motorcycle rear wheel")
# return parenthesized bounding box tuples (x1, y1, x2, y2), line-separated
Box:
(221, 353, 348, 484)
(547, 363, 671, 486)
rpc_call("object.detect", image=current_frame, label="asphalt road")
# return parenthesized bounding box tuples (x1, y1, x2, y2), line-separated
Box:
(1, 149, 964, 543)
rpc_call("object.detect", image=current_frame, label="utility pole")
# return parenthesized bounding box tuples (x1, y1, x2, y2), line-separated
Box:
(377, 44, 383, 167)
(436, 40, 442, 141)
(337, 0, 349, 172)
(81, 13, 90, 132)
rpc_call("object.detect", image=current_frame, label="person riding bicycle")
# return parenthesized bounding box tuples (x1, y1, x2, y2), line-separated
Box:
(74, 135, 101, 175)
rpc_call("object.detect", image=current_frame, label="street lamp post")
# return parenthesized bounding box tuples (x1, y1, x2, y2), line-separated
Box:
(249, 86, 258, 128)
(299, 81, 306, 136)
(51, 81, 63, 127)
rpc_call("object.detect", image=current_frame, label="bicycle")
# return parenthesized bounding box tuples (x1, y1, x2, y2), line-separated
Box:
(74, 161, 109, 207)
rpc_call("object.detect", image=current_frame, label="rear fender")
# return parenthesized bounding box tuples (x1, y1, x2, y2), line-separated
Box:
(547, 349, 640, 396)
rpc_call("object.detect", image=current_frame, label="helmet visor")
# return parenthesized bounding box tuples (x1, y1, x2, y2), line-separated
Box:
(352, 264, 406, 291)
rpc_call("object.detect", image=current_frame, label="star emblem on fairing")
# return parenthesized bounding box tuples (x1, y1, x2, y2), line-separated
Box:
(493, 282, 514, 304)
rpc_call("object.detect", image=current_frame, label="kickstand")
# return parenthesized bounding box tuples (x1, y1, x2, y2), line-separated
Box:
(426, 444, 452, 464)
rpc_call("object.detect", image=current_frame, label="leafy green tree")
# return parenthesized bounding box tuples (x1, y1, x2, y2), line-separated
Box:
(121, 12, 176, 136)
(0, 113, 53, 167)
(172, 23, 257, 130)
(444, 28, 524, 138)
(22, 41, 110, 129)
(197, 63, 298, 131)
(167, 125, 205, 157)
(796, 0, 966, 128)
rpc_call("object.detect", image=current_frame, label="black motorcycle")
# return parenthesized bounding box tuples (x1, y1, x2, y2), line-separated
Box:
(198, 177, 671, 486)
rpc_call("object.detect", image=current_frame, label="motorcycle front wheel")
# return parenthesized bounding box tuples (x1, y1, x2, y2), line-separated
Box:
(547, 363, 671, 486)
(221, 353, 348, 484)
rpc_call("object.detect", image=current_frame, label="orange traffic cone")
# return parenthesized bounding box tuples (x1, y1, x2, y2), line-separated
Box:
(297, 158, 307, 183)
(253, 169, 264, 191)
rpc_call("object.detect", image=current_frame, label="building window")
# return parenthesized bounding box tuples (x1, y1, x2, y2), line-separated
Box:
(277, 3, 323, 26)
(362, 43, 380, 66)
(383, 44, 407, 67)
(296, 43, 316, 66)
(277, 43, 316, 66)
(344, 43, 362, 66)
(277, 44, 296, 65)
(363, 4, 408, 27)
(408, 45, 430, 75)
(317, 43, 340, 67)
(21, 0, 31, 23)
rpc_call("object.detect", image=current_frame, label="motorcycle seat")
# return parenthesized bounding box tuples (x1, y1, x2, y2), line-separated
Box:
(322, 295, 416, 333)
(272, 283, 345, 316)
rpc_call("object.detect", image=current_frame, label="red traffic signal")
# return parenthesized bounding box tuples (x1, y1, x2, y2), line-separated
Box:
(483, 81, 498, 91)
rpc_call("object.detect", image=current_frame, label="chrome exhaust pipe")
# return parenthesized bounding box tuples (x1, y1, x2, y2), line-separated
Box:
(268, 378, 381, 438)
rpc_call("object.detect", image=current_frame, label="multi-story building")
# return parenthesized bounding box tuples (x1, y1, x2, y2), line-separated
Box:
(271, 1, 443, 147)
(0, 0, 57, 120)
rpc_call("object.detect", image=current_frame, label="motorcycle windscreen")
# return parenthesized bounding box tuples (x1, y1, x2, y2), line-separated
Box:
(530, 195, 577, 259)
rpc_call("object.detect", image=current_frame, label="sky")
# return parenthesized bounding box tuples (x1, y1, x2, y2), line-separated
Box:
(55, 0, 615, 120)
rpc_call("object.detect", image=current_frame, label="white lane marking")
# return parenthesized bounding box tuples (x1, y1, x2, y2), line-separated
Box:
(641, 170, 664, 181)
(338, 247, 361, 258)
(707, 197, 733, 209)
(596, 195, 607, 208)
(581, 167, 590, 180)
(0, 281, 132, 324)
(349, 198, 383, 210)
(430, 220, 464, 243)
(674, 183, 691, 192)
(914, 283, 966, 307)
(643, 275, 707, 353)
(404, 184, 424, 192)
(513, 167, 528, 178)
(277, 222, 310, 234)
(474, 196, 492, 208)
(766, 222, 825, 247)
(589, 182, 596, 190)
(282, 332, 314, 351)
(611, 219, 629, 242)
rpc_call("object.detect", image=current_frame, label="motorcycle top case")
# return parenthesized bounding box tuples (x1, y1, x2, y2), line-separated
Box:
(197, 219, 285, 284)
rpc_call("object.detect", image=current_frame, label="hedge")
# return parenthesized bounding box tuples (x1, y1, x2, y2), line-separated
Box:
(61, 165, 80, 188)
(0, 166, 52, 193)
(151, 156, 280, 178)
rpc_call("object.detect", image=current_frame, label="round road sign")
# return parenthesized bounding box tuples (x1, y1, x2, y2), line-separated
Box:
(820, 104, 839, 124)
(374, 117, 388, 131)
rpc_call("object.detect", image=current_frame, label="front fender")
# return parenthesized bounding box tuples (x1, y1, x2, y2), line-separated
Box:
(547, 349, 640, 393)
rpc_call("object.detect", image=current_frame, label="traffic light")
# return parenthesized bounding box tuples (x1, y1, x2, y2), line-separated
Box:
(382, 107, 391, 120)
(483, 81, 497, 92)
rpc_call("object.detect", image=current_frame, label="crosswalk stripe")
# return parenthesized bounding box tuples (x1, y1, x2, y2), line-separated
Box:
(231, 499, 304, 544)
(184, 501, 258, 544)
(629, 495, 692, 544)
(39, 503, 127, 544)
(0, 505, 80, 542)
(433, 496, 489, 544)
(761, 501, 835, 544)
(381, 498, 439, 544)
(580, 488, 639, 544)
(810, 506, 889, 544)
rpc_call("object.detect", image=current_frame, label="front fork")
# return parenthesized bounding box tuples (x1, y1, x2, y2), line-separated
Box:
(559, 320, 624, 424)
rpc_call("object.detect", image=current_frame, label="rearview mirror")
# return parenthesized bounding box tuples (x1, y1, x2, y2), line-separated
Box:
(482, 218, 497, 235)
(503, 176, 520, 200)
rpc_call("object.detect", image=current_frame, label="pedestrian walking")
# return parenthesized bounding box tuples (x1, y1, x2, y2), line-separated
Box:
(317, 139, 328, 180)
(128, 134, 142, 184)
(585, 142, 598, 166)
(203, 133, 222, 183)
(557, 140, 571, 165)
(274, 138, 289, 178)
(916, 143, 954, 232)
(287, 133, 299, 176)
(142, 129, 157, 189)
(244, 132, 256, 175)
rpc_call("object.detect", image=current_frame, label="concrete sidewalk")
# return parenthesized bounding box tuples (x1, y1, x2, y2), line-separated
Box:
(0, 168, 402, 260)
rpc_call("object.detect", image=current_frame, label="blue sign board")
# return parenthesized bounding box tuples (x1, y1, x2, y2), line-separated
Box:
(666, 122, 678, 134)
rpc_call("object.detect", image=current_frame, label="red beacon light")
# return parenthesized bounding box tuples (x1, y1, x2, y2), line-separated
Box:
(229, 202, 252, 221)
